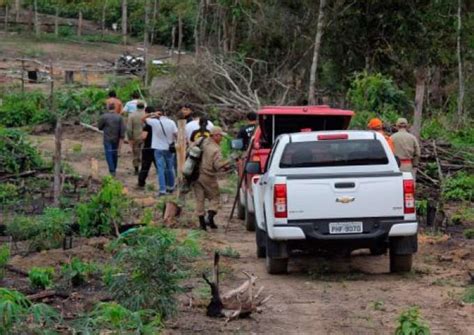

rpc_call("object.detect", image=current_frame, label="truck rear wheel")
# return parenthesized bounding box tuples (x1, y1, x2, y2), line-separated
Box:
(256, 227, 266, 258)
(389, 253, 413, 273)
(265, 255, 288, 274)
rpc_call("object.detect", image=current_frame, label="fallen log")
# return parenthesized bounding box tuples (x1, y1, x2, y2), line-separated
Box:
(27, 290, 70, 301)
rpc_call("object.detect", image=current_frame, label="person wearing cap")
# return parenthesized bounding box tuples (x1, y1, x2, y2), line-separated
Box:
(127, 101, 146, 175)
(391, 118, 421, 178)
(194, 126, 231, 231)
(367, 117, 395, 152)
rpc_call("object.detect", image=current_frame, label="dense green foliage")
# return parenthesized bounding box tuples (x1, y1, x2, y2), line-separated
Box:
(0, 288, 61, 334)
(443, 172, 474, 202)
(28, 267, 55, 289)
(395, 307, 431, 335)
(462, 286, 474, 304)
(347, 72, 411, 129)
(76, 176, 130, 237)
(0, 128, 44, 175)
(77, 302, 162, 334)
(0, 92, 51, 127)
(106, 227, 200, 317)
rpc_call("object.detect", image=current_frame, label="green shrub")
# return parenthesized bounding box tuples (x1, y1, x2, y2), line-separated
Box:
(395, 306, 431, 335)
(0, 92, 51, 127)
(0, 183, 19, 205)
(443, 172, 474, 201)
(217, 246, 240, 259)
(347, 72, 411, 129)
(77, 302, 162, 334)
(0, 128, 44, 175)
(0, 245, 10, 279)
(28, 267, 55, 289)
(106, 227, 200, 317)
(464, 229, 474, 240)
(76, 176, 130, 237)
(462, 286, 474, 304)
(61, 258, 97, 287)
(0, 288, 61, 334)
(6, 216, 39, 242)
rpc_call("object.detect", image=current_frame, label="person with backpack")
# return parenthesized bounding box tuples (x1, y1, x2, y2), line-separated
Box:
(137, 106, 158, 187)
(193, 126, 231, 231)
(143, 109, 177, 196)
(190, 116, 211, 143)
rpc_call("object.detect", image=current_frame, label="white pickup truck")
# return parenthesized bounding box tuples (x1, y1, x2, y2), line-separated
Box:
(247, 130, 418, 274)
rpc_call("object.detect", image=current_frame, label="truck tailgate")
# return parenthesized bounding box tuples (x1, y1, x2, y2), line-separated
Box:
(287, 175, 404, 220)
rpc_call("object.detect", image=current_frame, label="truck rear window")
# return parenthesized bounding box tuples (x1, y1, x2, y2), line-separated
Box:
(279, 140, 389, 168)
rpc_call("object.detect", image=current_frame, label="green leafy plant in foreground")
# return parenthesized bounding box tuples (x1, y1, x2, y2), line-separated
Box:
(463, 229, 474, 240)
(443, 172, 474, 202)
(106, 227, 200, 317)
(0, 288, 61, 334)
(77, 302, 162, 335)
(76, 176, 130, 237)
(395, 306, 431, 335)
(462, 286, 474, 304)
(28, 267, 55, 290)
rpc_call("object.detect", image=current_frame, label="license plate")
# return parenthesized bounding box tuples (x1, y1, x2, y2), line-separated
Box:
(329, 222, 363, 234)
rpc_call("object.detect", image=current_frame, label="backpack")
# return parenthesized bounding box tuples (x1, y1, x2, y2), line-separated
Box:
(183, 137, 206, 182)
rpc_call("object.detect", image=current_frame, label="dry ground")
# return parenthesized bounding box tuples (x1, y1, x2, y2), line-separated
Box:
(29, 125, 474, 335)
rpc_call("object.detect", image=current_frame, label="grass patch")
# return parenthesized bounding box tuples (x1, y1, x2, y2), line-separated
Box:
(462, 286, 474, 304)
(216, 246, 240, 259)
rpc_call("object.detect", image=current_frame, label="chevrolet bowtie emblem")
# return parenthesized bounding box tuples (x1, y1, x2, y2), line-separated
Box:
(336, 196, 355, 204)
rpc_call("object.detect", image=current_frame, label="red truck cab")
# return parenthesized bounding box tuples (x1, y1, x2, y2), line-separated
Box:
(237, 105, 354, 231)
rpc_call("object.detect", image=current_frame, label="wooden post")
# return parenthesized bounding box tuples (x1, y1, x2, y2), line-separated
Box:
(51, 62, 62, 207)
(65, 71, 74, 84)
(176, 119, 186, 182)
(21, 59, 25, 93)
(177, 15, 182, 64)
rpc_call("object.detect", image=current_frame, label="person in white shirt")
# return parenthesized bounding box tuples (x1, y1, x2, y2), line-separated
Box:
(123, 92, 147, 115)
(185, 112, 214, 141)
(143, 110, 177, 196)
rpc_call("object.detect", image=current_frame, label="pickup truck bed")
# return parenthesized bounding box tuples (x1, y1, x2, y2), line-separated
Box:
(249, 130, 418, 274)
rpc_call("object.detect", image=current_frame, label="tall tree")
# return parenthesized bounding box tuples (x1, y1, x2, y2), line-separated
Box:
(101, 0, 108, 37)
(144, 0, 150, 85)
(308, 0, 327, 105)
(33, 0, 39, 36)
(15, 0, 19, 22)
(456, 0, 465, 121)
(122, 0, 127, 44)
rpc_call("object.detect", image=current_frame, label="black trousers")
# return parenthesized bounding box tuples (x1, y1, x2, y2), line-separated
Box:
(138, 148, 157, 187)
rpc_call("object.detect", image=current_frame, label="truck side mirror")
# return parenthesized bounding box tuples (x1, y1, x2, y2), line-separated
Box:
(231, 139, 244, 150)
(245, 161, 261, 174)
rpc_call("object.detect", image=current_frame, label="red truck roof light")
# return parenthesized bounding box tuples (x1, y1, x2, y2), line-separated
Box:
(317, 134, 348, 140)
(403, 180, 415, 214)
(274, 184, 287, 218)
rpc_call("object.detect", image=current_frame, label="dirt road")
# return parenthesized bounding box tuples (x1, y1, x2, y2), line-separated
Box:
(32, 126, 474, 335)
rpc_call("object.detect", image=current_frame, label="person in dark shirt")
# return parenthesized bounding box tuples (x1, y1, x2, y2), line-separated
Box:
(137, 106, 158, 187)
(237, 112, 257, 150)
(98, 103, 126, 176)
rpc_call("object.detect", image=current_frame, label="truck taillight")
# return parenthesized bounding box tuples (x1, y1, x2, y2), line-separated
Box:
(403, 180, 415, 214)
(274, 184, 287, 218)
(252, 155, 260, 162)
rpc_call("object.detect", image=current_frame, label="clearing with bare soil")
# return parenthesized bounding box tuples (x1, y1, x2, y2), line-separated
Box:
(25, 125, 474, 335)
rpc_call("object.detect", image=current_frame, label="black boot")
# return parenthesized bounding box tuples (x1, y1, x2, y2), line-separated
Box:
(207, 210, 218, 229)
(199, 216, 207, 231)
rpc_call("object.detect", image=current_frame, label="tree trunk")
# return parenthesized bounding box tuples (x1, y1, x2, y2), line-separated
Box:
(15, 0, 21, 23)
(412, 67, 426, 140)
(308, 0, 327, 105)
(27, 5, 32, 31)
(177, 15, 182, 64)
(33, 0, 39, 36)
(77, 10, 82, 36)
(456, 0, 464, 122)
(144, 0, 150, 86)
(150, 0, 158, 44)
(101, 0, 108, 37)
(54, 6, 59, 37)
(171, 25, 175, 57)
(194, 0, 203, 56)
(122, 0, 128, 45)
(4, 5, 8, 32)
